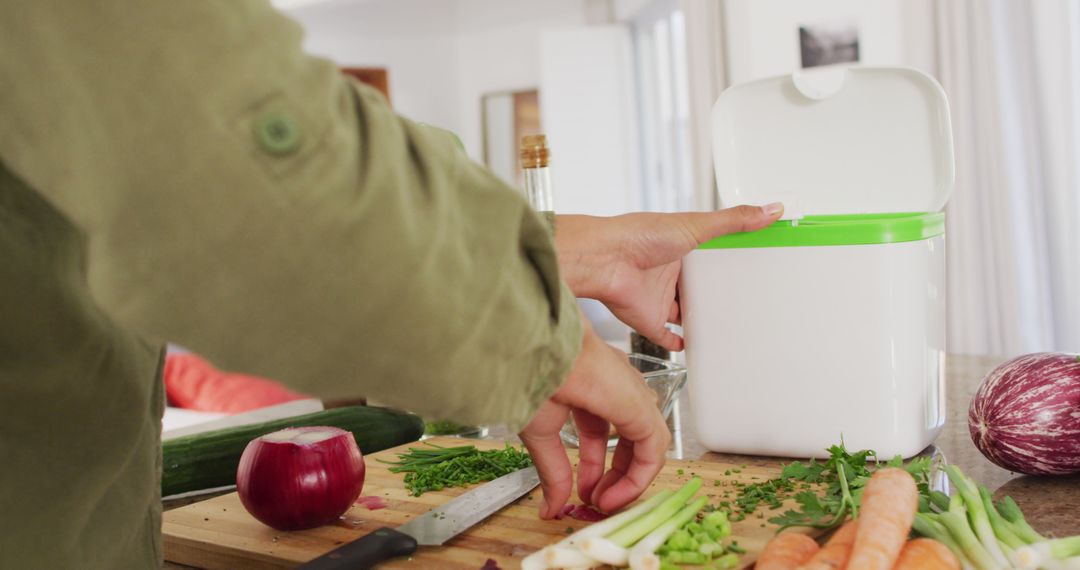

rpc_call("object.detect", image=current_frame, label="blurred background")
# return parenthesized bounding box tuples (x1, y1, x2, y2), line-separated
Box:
(274, 0, 1079, 359)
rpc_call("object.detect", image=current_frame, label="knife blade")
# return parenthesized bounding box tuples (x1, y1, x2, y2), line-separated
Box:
(298, 465, 540, 569)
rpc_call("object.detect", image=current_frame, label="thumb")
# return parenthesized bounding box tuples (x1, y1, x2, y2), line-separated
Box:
(683, 203, 784, 243)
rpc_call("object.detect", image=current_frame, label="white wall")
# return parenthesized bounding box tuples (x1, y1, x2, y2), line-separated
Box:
(723, 0, 907, 85)
(287, 0, 463, 135)
(283, 0, 588, 161)
(285, 0, 938, 192)
(453, 0, 588, 159)
(539, 26, 643, 215)
(898, 0, 938, 77)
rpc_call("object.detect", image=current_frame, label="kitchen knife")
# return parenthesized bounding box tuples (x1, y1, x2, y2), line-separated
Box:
(298, 465, 540, 569)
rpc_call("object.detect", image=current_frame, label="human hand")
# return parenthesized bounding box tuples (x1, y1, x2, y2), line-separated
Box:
(555, 204, 783, 350)
(518, 321, 671, 518)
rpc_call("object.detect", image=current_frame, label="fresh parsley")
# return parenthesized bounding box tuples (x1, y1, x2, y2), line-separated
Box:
(733, 440, 934, 531)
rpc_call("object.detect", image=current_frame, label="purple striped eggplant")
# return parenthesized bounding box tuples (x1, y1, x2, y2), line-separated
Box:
(969, 352, 1080, 475)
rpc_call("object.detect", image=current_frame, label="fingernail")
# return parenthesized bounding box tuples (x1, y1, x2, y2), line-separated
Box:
(762, 202, 784, 217)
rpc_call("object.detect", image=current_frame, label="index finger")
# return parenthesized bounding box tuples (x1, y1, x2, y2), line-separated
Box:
(518, 401, 574, 519)
(687, 203, 784, 241)
(579, 352, 670, 511)
(591, 414, 669, 512)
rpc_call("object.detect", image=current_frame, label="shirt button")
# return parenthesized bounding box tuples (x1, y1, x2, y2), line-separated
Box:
(253, 112, 301, 155)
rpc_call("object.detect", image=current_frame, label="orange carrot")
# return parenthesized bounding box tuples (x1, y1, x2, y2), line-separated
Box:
(757, 532, 821, 570)
(892, 538, 961, 570)
(796, 520, 858, 570)
(846, 467, 918, 570)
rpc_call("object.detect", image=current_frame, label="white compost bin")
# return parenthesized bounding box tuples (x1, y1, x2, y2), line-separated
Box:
(679, 66, 955, 459)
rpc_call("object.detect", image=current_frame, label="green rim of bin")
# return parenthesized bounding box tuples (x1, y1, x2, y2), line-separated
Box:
(697, 212, 944, 249)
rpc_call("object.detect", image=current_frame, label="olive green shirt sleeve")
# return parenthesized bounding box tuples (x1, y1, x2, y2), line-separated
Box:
(0, 0, 582, 430)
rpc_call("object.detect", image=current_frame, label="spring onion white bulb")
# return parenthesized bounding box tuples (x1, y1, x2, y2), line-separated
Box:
(519, 490, 673, 570)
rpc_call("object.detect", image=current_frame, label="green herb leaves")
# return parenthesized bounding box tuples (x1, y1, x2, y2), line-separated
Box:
(378, 442, 532, 496)
(734, 441, 934, 531)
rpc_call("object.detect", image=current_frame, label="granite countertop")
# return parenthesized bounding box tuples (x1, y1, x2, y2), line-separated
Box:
(163, 353, 1079, 568)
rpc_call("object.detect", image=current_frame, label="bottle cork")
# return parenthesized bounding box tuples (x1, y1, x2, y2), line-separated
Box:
(520, 134, 550, 169)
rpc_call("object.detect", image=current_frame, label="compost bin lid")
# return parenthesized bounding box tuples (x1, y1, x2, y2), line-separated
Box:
(711, 65, 955, 217)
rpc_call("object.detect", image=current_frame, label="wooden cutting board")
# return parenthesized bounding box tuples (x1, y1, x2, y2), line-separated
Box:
(163, 437, 819, 569)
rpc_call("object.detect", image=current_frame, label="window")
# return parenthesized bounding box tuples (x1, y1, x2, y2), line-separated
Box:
(632, 2, 695, 212)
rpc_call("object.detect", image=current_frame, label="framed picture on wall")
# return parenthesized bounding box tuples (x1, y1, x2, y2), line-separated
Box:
(799, 22, 860, 68)
(723, 0, 903, 85)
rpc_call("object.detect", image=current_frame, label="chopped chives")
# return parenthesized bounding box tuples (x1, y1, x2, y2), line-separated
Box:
(378, 442, 532, 496)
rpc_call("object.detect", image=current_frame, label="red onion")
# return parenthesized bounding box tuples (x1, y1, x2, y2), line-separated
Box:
(566, 504, 609, 522)
(354, 495, 387, 510)
(969, 352, 1080, 475)
(554, 504, 574, 519)
(237, 426, 366, 530)
(552, 503, 609, 521)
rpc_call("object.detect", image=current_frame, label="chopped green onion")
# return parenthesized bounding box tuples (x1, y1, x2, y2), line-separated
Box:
(715, 552, 741, 568)
(698, 542, 723, 557)
(663, 550, 708, 565)
(627, 497, 708, 570)
(702, 510, 732, 538)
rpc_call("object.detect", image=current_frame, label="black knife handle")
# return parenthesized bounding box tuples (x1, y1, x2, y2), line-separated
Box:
(297, 527, 418, 570)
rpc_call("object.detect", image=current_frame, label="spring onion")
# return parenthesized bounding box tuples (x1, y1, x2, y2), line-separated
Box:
(581, 478, 702, 566)
(912, 513, 974, 569)
(1012, 538, 1080, 570)
(627, 497, 708, 570)
(520, 490, 674, 570)
(978, 486, 1025, 550)
(945, 465, 1011, 567)
(996, 496, 1046, 544)
(935, 500, 999, 570)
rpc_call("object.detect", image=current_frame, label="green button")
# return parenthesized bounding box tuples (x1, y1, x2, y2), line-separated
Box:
(253, 112, 301, 155)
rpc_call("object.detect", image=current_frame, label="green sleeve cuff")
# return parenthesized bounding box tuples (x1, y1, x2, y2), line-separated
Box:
(508, 280, 583, 432)
(541, 210, 556, 233)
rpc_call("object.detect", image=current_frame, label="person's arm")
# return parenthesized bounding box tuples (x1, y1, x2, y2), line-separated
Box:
(0, 0, 580, 429)
(554, 206, 783, 350)
(520, 317, 671, 517)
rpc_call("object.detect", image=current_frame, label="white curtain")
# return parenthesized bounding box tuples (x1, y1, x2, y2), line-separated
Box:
(679, 0, 727, 211)
(937, 0, 1080, 356)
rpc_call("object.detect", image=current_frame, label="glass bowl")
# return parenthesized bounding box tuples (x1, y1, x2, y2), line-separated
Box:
(560, 353, 688, 448)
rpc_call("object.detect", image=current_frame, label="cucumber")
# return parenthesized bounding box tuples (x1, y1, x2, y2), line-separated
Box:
(161, 406, 424, 496)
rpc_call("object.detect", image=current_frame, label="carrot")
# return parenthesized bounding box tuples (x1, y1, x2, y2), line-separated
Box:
(757, 532, 820, 570)
(892, 538, 961, 570)
(846, 467, 918, 570)
(796, 520, 858, 570)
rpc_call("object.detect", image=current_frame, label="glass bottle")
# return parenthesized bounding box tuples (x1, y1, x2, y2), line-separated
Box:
(519, 134, 554, 225)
